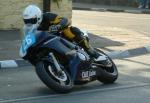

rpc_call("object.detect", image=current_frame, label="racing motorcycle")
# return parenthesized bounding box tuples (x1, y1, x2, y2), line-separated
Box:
(20, 26, 118, 93)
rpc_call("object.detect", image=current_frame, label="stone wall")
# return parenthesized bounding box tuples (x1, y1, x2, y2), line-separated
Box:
(0, 0, 72, 30)
(51, 0, 72, 20)
(0, 0, 42, 30)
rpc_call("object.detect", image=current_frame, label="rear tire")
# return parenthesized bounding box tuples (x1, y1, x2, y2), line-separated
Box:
(35, 61, 73, 93)
(95, 49, 118, 84)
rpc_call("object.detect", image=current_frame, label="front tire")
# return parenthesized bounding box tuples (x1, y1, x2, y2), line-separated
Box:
(95, 49, 118, 84)
(35, 61, 73, 93)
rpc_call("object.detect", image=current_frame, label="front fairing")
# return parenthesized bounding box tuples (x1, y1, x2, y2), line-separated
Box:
(19, 30, 37, 57)
(19, 24, 48, 58)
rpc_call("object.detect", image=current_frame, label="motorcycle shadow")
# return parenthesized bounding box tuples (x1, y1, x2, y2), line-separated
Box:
(73, 81, 119, 92)
(36, 81, 119, 94)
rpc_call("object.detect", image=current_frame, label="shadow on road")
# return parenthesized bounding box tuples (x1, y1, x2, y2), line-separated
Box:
(88, 33, 125, 51)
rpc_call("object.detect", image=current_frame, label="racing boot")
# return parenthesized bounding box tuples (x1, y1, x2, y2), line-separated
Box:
(76, 37, 112, 67)
(83, 41, 112, 67)
(70, 26, 112, 67)
(87, 47, 112, 67)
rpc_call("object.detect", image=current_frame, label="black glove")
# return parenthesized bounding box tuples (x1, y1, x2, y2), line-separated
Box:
(49, 25, 62, 32)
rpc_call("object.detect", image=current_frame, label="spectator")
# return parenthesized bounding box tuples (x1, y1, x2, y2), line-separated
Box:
(138, 0, 150, 8)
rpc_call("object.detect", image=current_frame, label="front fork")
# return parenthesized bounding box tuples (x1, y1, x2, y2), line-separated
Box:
(48, 52, 63, 73)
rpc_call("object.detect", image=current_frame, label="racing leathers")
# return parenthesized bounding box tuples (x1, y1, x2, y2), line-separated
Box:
(37, 12, 100, 59)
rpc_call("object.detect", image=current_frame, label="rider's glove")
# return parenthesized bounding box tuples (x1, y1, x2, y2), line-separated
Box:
(49, 25, 62, 33)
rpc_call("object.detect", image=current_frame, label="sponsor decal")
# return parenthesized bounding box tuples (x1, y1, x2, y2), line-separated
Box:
(81, 70, 96, 78)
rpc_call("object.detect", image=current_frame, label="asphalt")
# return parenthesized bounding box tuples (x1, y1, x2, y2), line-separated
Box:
(1, 54, 150, 103)
(0, 30, 21, 60)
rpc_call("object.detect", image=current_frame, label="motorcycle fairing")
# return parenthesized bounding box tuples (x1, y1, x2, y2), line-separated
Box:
(70, 61, 97, 82)
(69, 54, 83, 80)
(40, 35, 76, 57)
(68, 52, 90, 80)
(20, 32, 36, 57)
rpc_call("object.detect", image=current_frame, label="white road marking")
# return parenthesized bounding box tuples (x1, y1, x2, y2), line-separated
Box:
(0, 60, 18, 68)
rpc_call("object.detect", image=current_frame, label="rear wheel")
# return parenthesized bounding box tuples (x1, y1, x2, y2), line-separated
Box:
(36, 61, 73, 93)
(95, 49, 118, 84)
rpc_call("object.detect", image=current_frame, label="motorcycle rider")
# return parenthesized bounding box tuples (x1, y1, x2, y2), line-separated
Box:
(22, 5, 109, 66)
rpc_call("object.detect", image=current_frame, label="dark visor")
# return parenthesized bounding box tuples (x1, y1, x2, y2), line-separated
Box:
(23, 18, 37, 24)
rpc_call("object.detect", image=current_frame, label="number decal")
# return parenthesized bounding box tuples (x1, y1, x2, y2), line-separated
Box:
(19, 32, 36, 57)
(25, 35, 32, 45)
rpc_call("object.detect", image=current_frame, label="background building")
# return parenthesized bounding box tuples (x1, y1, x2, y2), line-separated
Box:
(0, 0, 72, 30)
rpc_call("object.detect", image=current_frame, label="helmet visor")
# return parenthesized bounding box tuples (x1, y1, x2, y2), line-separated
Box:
(23, 18, 37, 24)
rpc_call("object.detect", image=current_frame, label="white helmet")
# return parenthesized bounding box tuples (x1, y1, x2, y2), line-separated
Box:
(23, 5, 42, 26)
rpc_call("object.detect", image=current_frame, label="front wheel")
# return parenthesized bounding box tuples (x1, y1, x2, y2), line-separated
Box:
(95, 48, 118, 84)
(35, 61, 73, 93)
